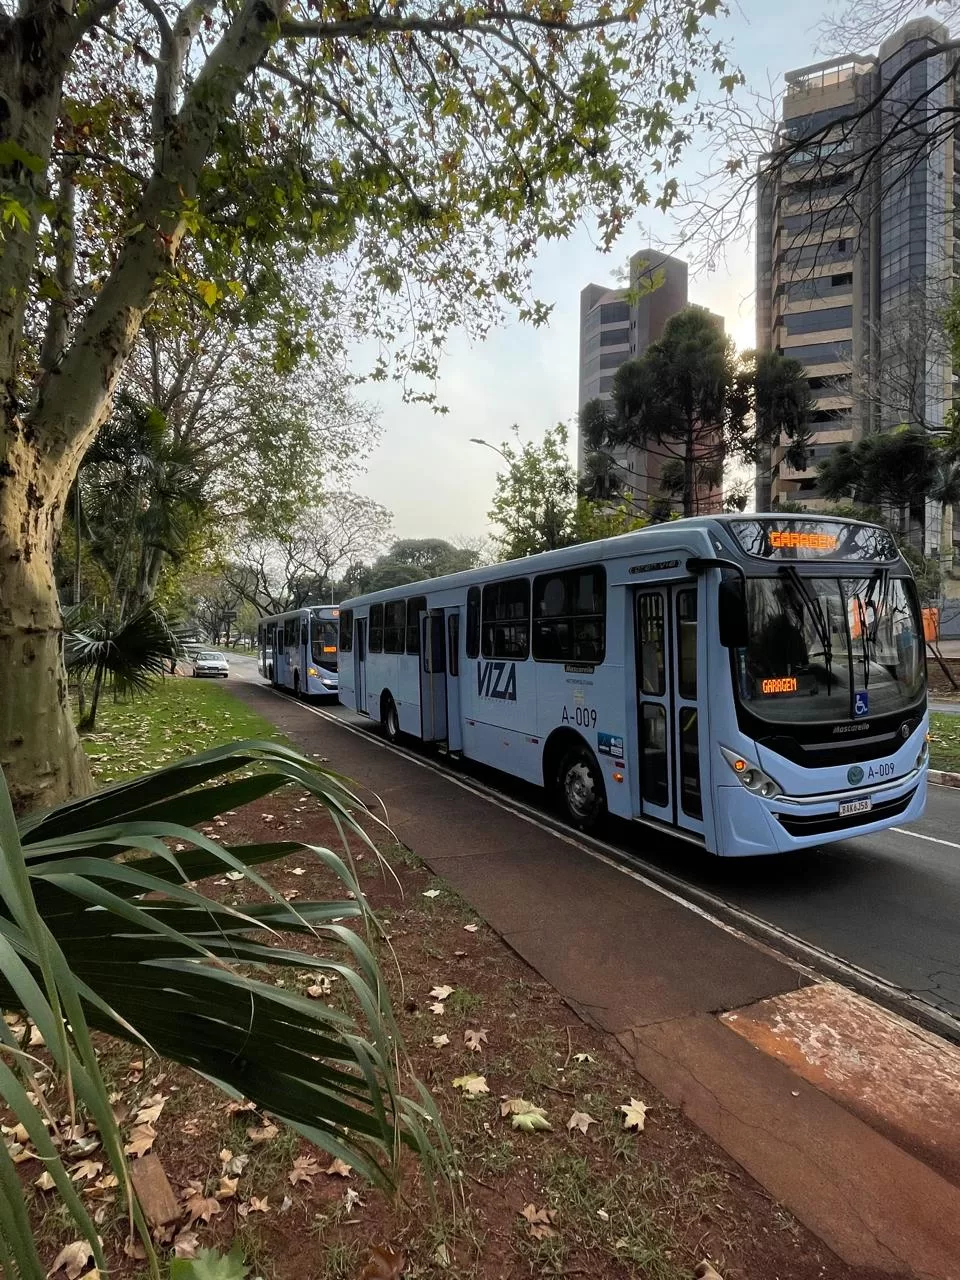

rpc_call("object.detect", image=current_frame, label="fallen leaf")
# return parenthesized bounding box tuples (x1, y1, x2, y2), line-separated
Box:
(429, 1002, 446, 1015)
(620, 1098, 649, 1132)
(246, 1122, 278, 1144)
(463, 1028, 488, 1053)
(134, 1095, 166, 1126)
(91, 1175, 118, 1192)
(35, 1170, 57, 1192)
(567, 1111, 598, 1135)
(184, 1183, 221, 1224)
(29, 1024, 45, 1047)
(279, 1195, 293, 1213)
(343, 1186, 362, 1213)
(122, 1236, 147, 1262)
(225, 871, 244, 881)
(282, 889, 300, 901)
(172, 1231, 199, 1259)
(431, 1034, 450, 1048)
(359, 1245, 405, 1280)
(521, 1203, 558, 1240)
(323, 1157, 352, 1178)
(694, 1265, 724, 1280)
(429, 985, 453, 1001)
(572, 1053, 594, 1064)
(434, 1242, 450, 1267)
(500, 1098, 552, 1132)
(224, 1100, 256, 1115)
(247, 1195, 269, 1213)
(70, 1160, 103, 1183)
(463, 923, 478, 932)
(123, 1123, 156, 1157)
(216, 1176, 239, 1200)
(452, 1073, 489, 1096)
(290, 867, 306, 875)
(288, 1155, 321, 1185)
(306, 975, 333, 998)
(10, 1142, 37, 1163)
(219, 1148, 249, 1176)
(422, 889, 441, 899)
(48, 1241, 94, 1279)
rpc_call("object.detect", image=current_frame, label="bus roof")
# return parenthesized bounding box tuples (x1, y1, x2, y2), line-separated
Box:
(340, 513, 905, 611)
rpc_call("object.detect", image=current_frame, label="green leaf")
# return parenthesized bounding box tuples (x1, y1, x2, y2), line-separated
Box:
(0, 140, 44, 173)
(197, 279, 220, 307)
(171, 1246, 249, 1280)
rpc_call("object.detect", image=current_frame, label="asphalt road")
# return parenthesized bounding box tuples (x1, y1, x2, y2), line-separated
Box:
(229, 656, 960, 1024)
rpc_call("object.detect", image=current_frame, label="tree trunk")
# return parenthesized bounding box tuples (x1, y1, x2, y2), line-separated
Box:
(0, 465, 91, 812)
(683, 418, 696, 518)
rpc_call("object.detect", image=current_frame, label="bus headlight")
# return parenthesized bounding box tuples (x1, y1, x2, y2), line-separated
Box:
(720, 747, 781, 799)
(307, 666, 318, 677)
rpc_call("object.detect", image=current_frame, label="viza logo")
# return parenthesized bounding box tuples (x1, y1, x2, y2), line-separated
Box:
(477, 660, 517, 701)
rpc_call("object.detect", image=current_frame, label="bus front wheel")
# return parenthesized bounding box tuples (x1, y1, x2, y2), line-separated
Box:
(382, 695, 400, 743)
(557, 746, 606, 832)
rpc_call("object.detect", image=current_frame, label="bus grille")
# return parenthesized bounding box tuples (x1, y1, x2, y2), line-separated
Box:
(774, 788, 916, 838)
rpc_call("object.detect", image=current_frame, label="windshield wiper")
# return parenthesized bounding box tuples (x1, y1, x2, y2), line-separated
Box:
(781, 565, 833, 693)
(867, 567, 890, 644)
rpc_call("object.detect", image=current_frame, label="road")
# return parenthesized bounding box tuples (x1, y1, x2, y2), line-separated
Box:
(229, 656, 960, 1026)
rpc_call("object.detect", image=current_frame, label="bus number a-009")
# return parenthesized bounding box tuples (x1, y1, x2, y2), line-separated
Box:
(562, 706, 597, 727)
(761, 676, 798, 695)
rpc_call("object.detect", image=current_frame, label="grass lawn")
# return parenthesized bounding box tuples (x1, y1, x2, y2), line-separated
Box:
(927, 711, 960, 773)
(78, 675, 288, 784)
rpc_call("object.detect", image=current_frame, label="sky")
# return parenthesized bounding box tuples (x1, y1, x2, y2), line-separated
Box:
(353, 0, 841, 544)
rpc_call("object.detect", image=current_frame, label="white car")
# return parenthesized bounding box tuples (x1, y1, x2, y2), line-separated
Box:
(192, 650, 229, 678)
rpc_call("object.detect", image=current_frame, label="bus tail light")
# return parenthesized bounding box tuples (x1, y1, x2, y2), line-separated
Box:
(720, 747, 781, 800)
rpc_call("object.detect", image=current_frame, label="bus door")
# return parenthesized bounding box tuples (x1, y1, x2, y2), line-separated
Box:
(634, 584, 704, 838)
(420, 610, 448, 742)
(354, 617, 367, 714)
(444, 609, 463, 752)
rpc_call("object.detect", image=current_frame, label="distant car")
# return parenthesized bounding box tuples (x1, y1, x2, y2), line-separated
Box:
(193, 651, 229, 679)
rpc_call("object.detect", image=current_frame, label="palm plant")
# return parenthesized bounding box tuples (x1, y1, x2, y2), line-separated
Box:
(0, 741, 441, 1280)
(66, 604, 182, 731)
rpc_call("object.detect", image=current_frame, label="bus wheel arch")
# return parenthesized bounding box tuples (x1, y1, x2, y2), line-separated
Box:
(543, 729, 607, 832)
(380, 691, 400, 742)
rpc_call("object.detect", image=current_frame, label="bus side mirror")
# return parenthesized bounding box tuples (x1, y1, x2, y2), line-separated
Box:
(718, 578, 749, 649)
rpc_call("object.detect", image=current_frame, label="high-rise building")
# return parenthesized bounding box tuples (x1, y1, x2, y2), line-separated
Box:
(577, 249, 722, 514)
(756, 18, 956, 555)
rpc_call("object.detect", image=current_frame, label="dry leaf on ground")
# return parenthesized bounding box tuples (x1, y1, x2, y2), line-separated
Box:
(288, 1155, 321, 1185)
(219, 1149, 249, 1176)
(47, 1241, 94, 1280)
(246, 1196, 269, 1213)
(69, 1160, 103, 1183)
(183, 1181, 222, 1224)
(123, 1124, 156, 1158)
(620, 1098, 649, 1131)
(216, 1176, 238, 1200)
(306, 974, 333, 998)
(463, 1028, 488, 1053)
(694, 1265, 724, 1280)
(429, 985, 453, 1001)
(429, 1002, 446, 1015)
(172, 1231, 199, 1259)
(567, 1111, 598, 1135)
(323, 1158, 352, 1178)
(431, 1034, 450, 1048)
(359, 1245, 405, 1280)
(573, 1052, 594, 1064)
(246, 1122, 279, 1144)
(521, 1203, 558, 1240)
(35, 1170, 57, 1192)
(452, 1073, 489, 1095)
(463, 923, 478, 932)
(134, 1095, 166, 1126)
(500, 1098, 551, 1131)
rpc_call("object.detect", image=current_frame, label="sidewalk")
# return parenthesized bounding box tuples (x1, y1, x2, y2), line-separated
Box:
(234, 684, 960, 1280)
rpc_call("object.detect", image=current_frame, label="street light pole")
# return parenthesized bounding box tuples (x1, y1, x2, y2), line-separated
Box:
(469, 437, 510, 464)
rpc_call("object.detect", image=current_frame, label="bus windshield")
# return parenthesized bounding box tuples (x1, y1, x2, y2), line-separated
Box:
(311, 618, 338, 670)
(738, 574, 924, 723)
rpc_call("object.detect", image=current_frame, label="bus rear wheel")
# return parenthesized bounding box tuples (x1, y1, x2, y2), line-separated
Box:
(293, 671, 301, 698)
(557, 746, 606, 832)
(382, 695, 400, 743)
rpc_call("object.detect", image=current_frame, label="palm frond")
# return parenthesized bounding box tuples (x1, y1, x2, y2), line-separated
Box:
(0, 741, 443, 1278)
(66, 605, 179, 694)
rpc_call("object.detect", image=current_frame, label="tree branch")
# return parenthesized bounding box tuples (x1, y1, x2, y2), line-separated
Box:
(38, 157, 78, 375)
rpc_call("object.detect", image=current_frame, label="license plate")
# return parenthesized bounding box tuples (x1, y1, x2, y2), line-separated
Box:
(839, 797, 872, 818)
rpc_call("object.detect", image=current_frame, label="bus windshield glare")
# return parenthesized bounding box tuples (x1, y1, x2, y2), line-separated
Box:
(311, 618, 338, 669)
(737, 574, 924, 723)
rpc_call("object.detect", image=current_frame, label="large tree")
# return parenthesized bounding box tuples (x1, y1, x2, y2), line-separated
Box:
(0, 0, 736, 811)
(360, 538, 482, 592)
(583, 307, 811, 516)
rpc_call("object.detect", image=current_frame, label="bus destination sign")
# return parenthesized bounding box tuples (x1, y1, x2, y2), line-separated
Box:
(730, 518, 898, 563)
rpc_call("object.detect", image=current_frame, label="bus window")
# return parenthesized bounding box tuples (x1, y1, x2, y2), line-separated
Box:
(533, 566, 605, 664)
(384, 601, 405, 653)
(641, 704, 668, 807)
(637, 594, 665, 694)
(311, 615, 338, 667)
(482, 579, 530, 659)
(339, 609, 353, 651)
(676, 589, 697, 699)
(369, 604, 384, 653)
(276, 621, 285, 655)
(406, 596, 427, 654)
(466, 587, 481, 659)
(300, 619, 308, 649)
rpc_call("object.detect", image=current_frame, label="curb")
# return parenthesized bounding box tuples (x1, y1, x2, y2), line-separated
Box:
(929, 768, 960, 787)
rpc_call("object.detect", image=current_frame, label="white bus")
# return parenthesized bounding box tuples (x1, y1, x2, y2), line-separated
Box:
(257, 606, 340, 697)
(337, 515, 928, 856)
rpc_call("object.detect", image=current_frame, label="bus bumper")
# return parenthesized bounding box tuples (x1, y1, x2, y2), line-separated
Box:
(715, 769, 927, 856)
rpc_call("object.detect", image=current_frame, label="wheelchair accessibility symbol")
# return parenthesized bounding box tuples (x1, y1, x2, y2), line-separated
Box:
(854, 691, 869, 718)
